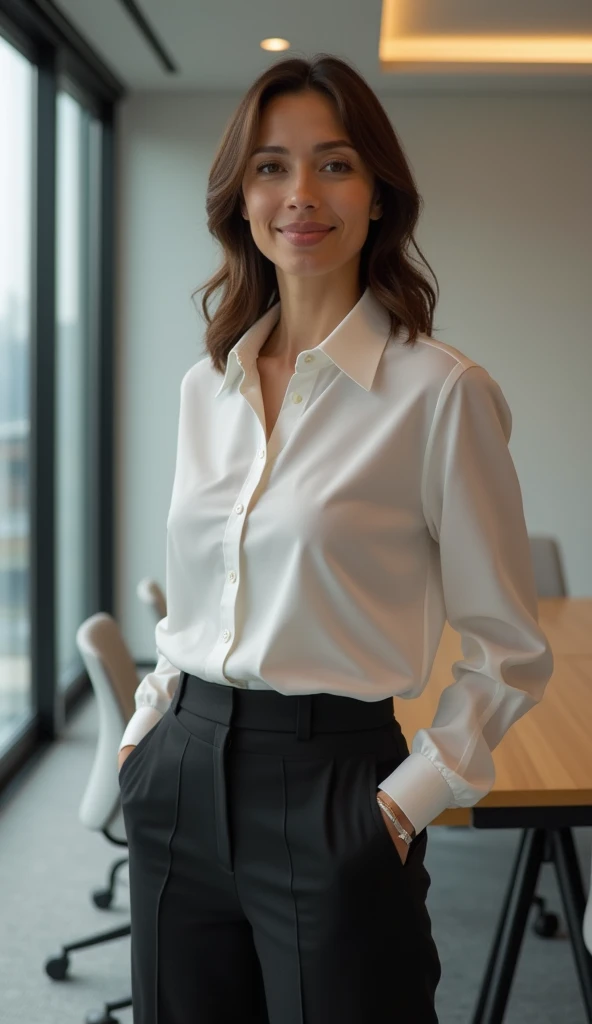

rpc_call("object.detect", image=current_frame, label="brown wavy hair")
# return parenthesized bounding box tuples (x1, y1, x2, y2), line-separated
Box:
(192, 52, 440, 374)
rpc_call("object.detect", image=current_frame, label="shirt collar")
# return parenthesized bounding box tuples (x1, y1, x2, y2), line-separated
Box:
(214, 286, 393, 398)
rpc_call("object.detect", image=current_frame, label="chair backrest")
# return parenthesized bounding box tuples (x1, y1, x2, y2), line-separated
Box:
(75, 613, 141, 834)
(585, 857, 592, 955)
(136, 577, 167, 621)
(528, 535, 568, 598)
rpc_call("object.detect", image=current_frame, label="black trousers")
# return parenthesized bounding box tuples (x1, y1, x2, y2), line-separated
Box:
(119, 672, 442, 1023)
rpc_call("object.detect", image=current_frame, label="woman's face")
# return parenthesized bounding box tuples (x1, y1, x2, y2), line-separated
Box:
(240, 90, 381, 280)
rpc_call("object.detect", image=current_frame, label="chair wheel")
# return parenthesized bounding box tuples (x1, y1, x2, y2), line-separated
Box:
(92, 888, 113, 909)
(533, 910, 561, 938)
(86, 1012, 120, 1024)
(45, 953, 70, 980)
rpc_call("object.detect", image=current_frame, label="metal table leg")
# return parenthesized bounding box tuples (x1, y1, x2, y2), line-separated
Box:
(471, 828, 546, 1024)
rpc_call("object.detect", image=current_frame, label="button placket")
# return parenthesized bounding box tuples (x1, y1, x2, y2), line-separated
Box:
(207, 350, 328, 683)
(217, 436, 269, 660)
(270, 355, 314, 439)
(218, 354, 323, 672)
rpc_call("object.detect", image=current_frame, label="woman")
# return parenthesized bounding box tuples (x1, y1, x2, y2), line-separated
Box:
(117, 53, 554, 1024)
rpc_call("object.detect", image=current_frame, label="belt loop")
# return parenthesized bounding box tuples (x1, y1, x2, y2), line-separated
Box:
(171, 670, 187, 714)
(296, 693, 312, 740)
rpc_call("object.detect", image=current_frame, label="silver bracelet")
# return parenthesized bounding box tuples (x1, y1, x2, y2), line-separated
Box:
(376, 796, 414, 846)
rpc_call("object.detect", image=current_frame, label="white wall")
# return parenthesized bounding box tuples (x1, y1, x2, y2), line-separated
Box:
(115, 90, 592, 662)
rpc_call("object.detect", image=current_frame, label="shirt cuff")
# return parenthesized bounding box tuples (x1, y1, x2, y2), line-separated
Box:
(377, 751, 456, 836)
(119, 705, 164, 753)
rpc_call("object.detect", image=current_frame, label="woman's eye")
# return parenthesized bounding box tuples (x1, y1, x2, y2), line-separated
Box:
(324, 160, 352, 173)
(256, 162, 281, 174)
(256, 160, 352, 175)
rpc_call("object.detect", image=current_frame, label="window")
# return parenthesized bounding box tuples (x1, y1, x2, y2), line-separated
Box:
(0, 4, 121, 789)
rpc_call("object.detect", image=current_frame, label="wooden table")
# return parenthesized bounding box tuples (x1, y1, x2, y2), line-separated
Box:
(393, 597, 592, 1023)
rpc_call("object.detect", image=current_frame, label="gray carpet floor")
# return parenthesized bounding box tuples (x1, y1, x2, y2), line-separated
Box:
(0, 693, 589, 1024)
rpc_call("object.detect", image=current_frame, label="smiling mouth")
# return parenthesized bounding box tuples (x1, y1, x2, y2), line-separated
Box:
(278, 227, 334, 233)
(278, 227, 335, 246)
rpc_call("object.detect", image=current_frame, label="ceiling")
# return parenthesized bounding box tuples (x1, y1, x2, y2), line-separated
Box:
(53, 0, 592, 95)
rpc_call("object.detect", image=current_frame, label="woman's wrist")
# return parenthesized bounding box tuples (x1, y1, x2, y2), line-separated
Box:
(377, 790, 416, 838)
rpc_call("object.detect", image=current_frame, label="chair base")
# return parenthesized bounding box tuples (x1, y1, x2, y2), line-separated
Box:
(92, 855, 129, 908)
(86, 994, 132, 1024)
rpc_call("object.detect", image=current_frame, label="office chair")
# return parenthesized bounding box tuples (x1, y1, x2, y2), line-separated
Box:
(585, 860, 592, 956)
(44, 609, 156, 1024)
(528, 534, 569, 600)
(76, 614, 139, 845)
(136, 576, 167, 621)
(525, 535, 570, 939)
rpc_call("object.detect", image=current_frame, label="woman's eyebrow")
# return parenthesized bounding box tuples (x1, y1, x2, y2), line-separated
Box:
(251, 140, 357, 156)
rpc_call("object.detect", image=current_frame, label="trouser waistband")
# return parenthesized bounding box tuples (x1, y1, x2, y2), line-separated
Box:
(171, 671, 395, 740)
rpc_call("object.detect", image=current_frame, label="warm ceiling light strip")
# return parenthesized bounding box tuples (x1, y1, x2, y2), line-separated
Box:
(379, 35, 592, 65)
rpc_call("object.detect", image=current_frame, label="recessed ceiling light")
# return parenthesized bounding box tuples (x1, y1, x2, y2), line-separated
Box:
(261, 38, 290, 52)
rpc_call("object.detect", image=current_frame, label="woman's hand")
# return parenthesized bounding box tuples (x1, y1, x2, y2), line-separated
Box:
(118, 744, 137, 773)
(376, 790, 413, 865)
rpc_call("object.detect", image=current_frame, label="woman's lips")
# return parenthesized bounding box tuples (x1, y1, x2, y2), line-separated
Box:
(279, 227, 334, 247)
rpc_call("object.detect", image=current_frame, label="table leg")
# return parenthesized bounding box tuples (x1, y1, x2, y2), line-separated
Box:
(551, 827, 592, 1020)
(470, 829, 526, 1022)
(470, 827, 546, 1024)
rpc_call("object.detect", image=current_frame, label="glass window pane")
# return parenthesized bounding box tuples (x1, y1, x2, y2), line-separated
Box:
(56, 90, 100, 692)
(0, 36, 34, 750)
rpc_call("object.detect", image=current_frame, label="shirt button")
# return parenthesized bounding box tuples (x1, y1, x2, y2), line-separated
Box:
(304, 353, 314, 363)
(258, 448, 265, 458)
(291, 393, 303, 404)
(221, 629, 231, 642)
(235, 503, 244, 514)
(228, 570, 237, 583)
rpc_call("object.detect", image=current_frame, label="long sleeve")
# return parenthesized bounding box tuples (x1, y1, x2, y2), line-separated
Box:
(377, 364, 555, 835)
(118, 643, 181, 752)
(118, 372, 188, 754)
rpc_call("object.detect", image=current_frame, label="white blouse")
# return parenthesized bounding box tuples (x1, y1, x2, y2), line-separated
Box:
(120, 286, 554, 836)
